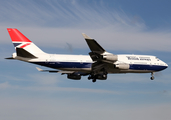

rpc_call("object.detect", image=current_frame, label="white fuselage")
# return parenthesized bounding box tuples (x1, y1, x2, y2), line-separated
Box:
(14, 53, 168, 74)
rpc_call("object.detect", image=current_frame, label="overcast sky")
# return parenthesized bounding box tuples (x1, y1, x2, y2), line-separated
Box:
(0, 0, 171, 120)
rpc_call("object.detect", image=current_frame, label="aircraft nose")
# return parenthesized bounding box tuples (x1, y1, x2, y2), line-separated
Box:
(160, 61, 168, 71)
(163, 62, 168, 69)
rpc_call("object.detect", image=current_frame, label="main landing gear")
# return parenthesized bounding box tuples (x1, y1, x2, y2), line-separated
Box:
(92, 78, 96, 83)
(88, 71, 107, 83)
(150, 72, 155, 80)
(88, 75, 97, 83)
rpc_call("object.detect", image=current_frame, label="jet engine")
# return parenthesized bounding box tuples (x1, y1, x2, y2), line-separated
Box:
(103, 55, 118, 62)
(115, 63, 130, 70)
(67, 74, 81, 80)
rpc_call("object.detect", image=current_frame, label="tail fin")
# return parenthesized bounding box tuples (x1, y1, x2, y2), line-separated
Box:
(7, 28, 45, 57)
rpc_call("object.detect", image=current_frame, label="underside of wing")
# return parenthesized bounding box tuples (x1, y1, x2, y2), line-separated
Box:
(36, 67, 74, 74)
(36, 67, 89, 80)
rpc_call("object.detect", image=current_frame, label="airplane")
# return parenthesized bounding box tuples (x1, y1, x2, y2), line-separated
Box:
(6, 28, 168, 82)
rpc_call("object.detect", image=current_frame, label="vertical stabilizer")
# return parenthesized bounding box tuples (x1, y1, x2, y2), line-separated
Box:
(7, 28, 45, 56)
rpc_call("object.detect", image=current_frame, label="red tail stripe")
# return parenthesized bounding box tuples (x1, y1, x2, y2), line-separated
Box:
(20, 43, 31, 48)
(7, 28, 32, 42)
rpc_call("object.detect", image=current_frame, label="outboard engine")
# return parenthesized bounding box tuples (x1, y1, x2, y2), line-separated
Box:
(67, 74, 81, 80)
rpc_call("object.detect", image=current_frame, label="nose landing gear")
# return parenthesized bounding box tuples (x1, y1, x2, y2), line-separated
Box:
(150, 72, 155, 80)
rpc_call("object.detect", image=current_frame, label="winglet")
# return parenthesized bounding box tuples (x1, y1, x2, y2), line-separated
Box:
(36, 67, 58, 72)
(82, 33, 92, 39)
(36, 67, 44, 71)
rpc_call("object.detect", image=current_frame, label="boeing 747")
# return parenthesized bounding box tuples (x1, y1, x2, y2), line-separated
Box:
(6, 28, 168, 82)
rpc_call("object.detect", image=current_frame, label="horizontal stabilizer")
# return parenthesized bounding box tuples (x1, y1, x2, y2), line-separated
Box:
(16, 48, 37, 58)
(5, 57, 14, 59)
(36, 67, 74, 74)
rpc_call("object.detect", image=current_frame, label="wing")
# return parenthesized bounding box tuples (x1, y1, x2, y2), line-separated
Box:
(82, 33, 118, 74)
(82, 33, 118, 62)
(36, 67, 74, 74)
(36, 67, 89, 80)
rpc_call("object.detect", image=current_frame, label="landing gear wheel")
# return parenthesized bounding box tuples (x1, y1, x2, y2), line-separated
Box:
(150, 76, 154, 80)
(92, 79, 96, 83)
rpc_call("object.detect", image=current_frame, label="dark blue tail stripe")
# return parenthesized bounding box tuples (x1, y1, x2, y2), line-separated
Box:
(13, 43, 22, 47)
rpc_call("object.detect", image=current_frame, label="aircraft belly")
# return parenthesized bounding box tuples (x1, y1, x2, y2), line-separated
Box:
(31, 61, 92, 71)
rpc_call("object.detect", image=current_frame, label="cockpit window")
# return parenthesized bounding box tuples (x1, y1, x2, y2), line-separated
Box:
(155, 57, 160, 61)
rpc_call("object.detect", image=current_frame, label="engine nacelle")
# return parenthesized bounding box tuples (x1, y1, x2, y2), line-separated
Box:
(103, 55, 118, 62)
(67, 74, 81, 80)
(115, 63, 130, 70)
(96, 74, 107, 80)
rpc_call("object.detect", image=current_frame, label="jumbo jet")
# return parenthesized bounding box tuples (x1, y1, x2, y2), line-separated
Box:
(6, 28, 168, 82)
